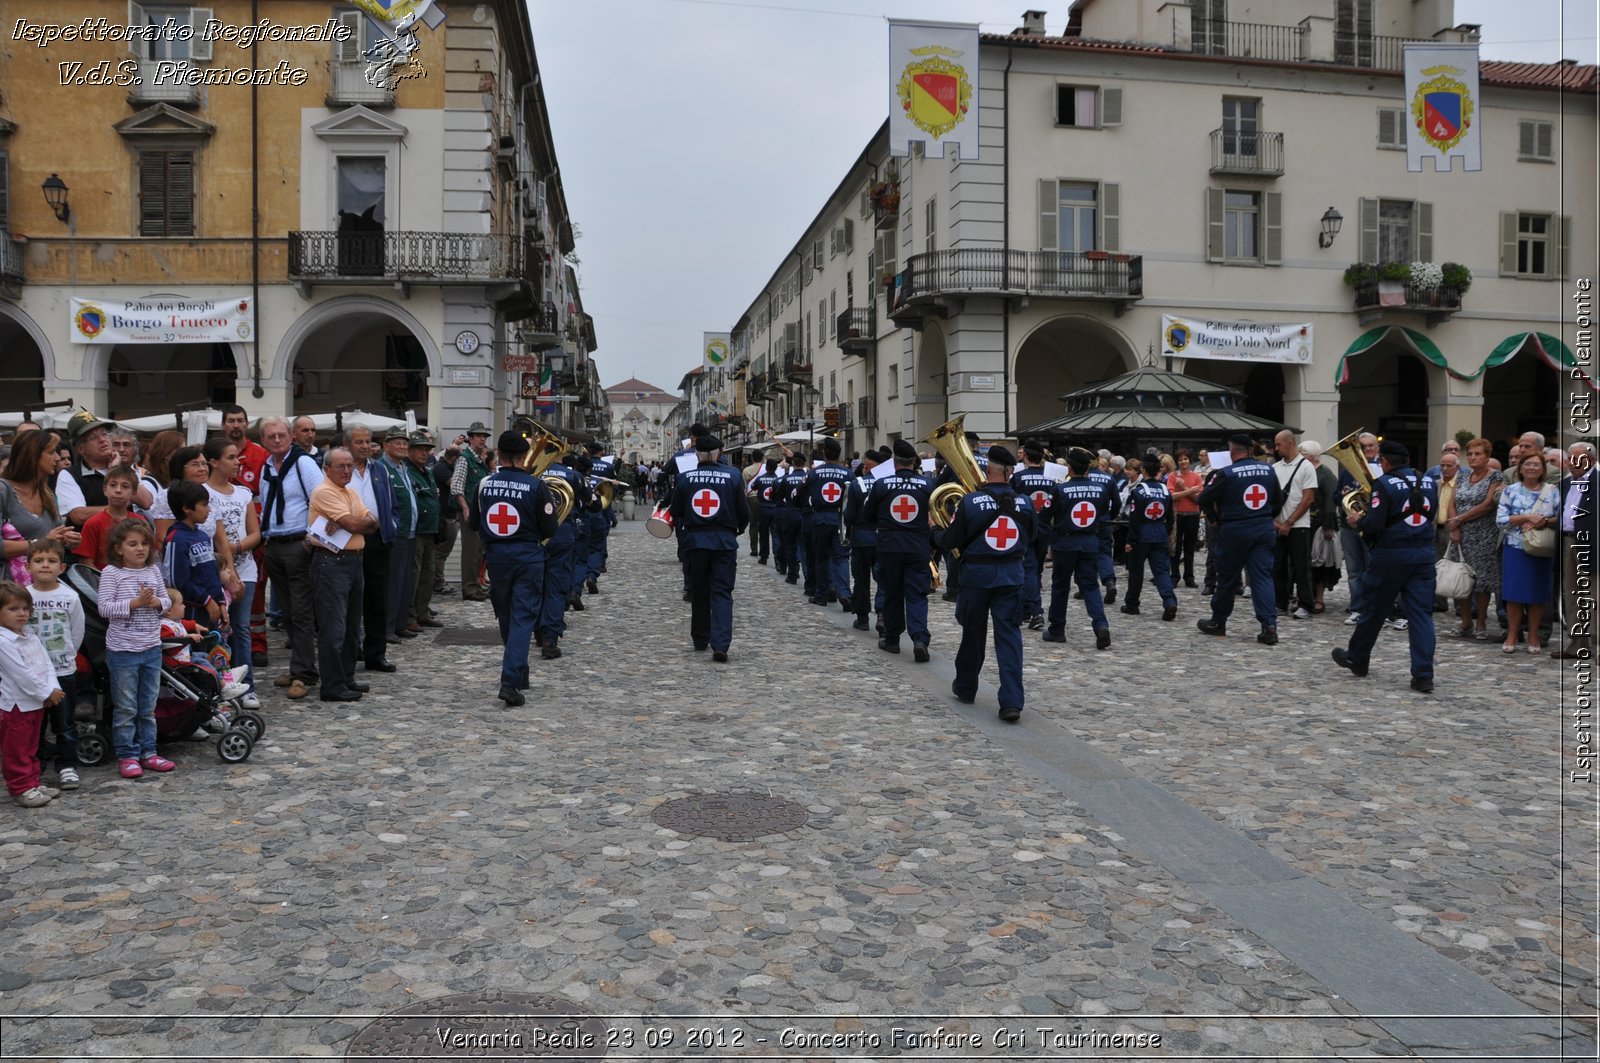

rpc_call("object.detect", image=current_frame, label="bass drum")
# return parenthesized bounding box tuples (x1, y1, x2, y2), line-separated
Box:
(645, 503, 675, 539)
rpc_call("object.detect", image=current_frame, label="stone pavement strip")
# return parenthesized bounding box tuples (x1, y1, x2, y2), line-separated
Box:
(0, 521, 1593, 1061)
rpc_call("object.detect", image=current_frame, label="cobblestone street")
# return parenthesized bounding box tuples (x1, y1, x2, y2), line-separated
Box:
(0, 521, 1594, 1061)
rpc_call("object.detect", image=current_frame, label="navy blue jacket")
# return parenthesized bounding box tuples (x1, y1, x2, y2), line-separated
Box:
(844, 473, 879, 548)
(1126, 478, 1176, 544)
(1011, 466, 1058, 543)
(1359, 465, 1437, 562)
(944, 484, 1030, 587)
(671, 461, 751, 550)
(865, 470, 933, 556)
(749, 471, 780, 512)
(1049, 476, 1118, 550)
(1198, 456, 1282, 525)
(471, 467, 559, 547)
(801, 463, 852, 526)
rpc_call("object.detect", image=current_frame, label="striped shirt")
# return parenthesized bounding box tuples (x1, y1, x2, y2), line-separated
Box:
(98, 565, 171, 652)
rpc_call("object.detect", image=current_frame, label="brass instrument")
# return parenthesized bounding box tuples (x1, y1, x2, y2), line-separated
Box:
(922, 414, 986, 530)
(1326, 429, 1379, 517)
(521, 424, 575, 526)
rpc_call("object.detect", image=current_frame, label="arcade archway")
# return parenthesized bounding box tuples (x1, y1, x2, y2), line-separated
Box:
(0, 310, 46, 408)
(277, 298, 436, 424)
(1480, 334, 1561, 451)
(1012, 316, 1135, 433)
(106, 343, 237, 419)
(1336, 332, 1440, 463)
(909, 323, 948, 440)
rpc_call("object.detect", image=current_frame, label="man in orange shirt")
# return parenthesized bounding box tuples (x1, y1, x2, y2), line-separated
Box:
(307, 448, 377, 703)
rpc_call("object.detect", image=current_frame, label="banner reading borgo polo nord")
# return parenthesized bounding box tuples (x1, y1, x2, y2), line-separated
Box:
(888, 20, 980, 160)
(1162, 315, 1313, 366)
(70, 294, 254, 344)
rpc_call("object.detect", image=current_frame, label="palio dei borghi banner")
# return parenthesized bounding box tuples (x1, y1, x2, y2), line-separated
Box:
(1162, 315, 1313, 366)
(71, 294, 255, 344)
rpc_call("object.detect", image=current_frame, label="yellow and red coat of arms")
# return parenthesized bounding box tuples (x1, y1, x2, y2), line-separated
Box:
(896, 48, 973, 140)
(1411, 65, 1474, 154)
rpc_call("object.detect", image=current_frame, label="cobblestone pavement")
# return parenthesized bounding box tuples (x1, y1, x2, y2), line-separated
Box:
(0, 521, 1593, 1061)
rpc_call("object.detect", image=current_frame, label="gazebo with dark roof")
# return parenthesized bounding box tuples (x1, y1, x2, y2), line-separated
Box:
(1017, 367, 1295, 452)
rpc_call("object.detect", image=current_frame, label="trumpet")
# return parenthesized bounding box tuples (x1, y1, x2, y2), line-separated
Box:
(922, 414, 985, 530)
(1326, 429, 1379, 518)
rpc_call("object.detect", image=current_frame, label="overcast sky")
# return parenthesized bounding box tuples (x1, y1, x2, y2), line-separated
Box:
(528, 0, 1597, 393)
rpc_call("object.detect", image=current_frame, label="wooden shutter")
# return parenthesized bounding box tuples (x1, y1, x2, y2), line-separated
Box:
(188, 8, 213, 60)
(1499, 212, 1519, 275)
(1038, 179, 1057, 251)
(1536, 122, 1553, 160)
(128, 2, 145, 54)
(1100, 87, 1123, 127)
(1101, 182, 1119, 251)
(1518, 120, 1536, 157)
(1358, 197, 1378, 262)
(1415, 201, 1432, 262)
(1556, 215, 1571, 277)
(843, 218, 853, 254)
(1377, 107, 1401, 148)
(336, 10, 363, 62)
(1263, 191, 1283, 264)
(1205, 187, 1225, 262)
(140, 151, 194, 237)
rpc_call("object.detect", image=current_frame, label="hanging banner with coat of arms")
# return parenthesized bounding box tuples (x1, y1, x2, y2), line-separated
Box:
(888, 20, 980, 160)
(1162, 315, 1313, 366)
(1403, 44, 1481, 173)
(702, 332, 731, 370)
(70, 294, 254, 345)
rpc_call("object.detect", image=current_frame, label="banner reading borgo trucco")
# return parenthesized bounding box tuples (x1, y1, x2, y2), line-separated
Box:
(70, 294, 254, 344)
(1161, 315, 1313, 366)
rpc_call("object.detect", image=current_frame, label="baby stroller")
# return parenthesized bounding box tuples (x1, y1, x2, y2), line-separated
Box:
(63, 565, 265, 764)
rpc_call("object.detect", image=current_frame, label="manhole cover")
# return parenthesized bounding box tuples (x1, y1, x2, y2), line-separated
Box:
(345, 991, 608, 1060)
(431, 627, 506, 647)
(651, 793, 809, 842)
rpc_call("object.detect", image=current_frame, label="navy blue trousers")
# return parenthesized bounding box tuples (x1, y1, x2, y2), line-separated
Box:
(686, 548, 737, 652)
(954, 582, 1024, 710)
(851, 541, 877, 620)
(488, 550, 545, 689)
(1048, 545, 1107, 635)
(775, 513, 801, 577)
(877, 551, 930, 644)
(1209, 521, 1277, 629)
(1125, 541, 1177, 611)
(539, 523, 576, 640)
(1345, 558, 1436, 679)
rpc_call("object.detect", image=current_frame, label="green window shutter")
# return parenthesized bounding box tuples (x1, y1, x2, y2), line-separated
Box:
(1101, 182, 1120, 251)
(1038, 179, 1057, 251)
(1499, 212, 1518, 274)
(1415, 201, 1432, 262)
(1206, 187, 1225, 263)
(1556, 215, 1571, 278)
(1358, 197, 1378, 262)
(1262, 191, 1283, 265)
(1100, 87, 1123, 127)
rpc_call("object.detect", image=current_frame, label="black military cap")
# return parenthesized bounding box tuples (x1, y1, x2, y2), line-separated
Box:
(1022, 439, 1045, 462)
(821, 437, 842, 460)
(1228, 432, 1254, 449)
(498, 430, 530, 454)
(1065, 446, 1095, 469)
(892, 439, 918, 462)
(987, 445, 1018, 468)
(696, 434, 723, 452)
(1379, 439, 1410, 463)
(585, 441, 604, 454)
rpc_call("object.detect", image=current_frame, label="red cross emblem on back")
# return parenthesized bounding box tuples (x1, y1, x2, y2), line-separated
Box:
(984, 515, 1020, 551)
(1243, 484, 1269, 510)
(890, 494, 920, 524)
(762, 486, 773, 501)
(691, 489, 721, 518)
(820, 482, 843, 504)
(1070, 501, 1097, 528)
(1404, 508, 1429, 527)
(1031, 490, 1052, 512)
(1145, 500, 1165, 520)
(485, 502, 520, 537)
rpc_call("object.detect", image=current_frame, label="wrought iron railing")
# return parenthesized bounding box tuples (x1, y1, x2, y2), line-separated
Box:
(1353, 282, 1464, 313)
(745, 372, 768, 405)
(1337, 32, 1425, 70)
(328, 61, 395, 106)
(1209, 129, 1285, 175)
(288, 230, 530, 281)
(894, 249, 1144, 308)
(783, 356, 813, 384)
(518, 301, 561, 348)
(130, 58, 199, 103)
(1191, 19, 1303, 61)
(0, 232, 24, 286)
(836, 307, 876, 350)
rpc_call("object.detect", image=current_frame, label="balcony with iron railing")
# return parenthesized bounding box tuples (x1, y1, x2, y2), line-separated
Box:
(327, 61, 395, 107)
(889, 248, 1144, 326)
(1189, 19, 1438, 70)
(287, 231, 533, 291)
(1209, 130, 1285, 176)
(128, 59, 200, 105)
(1191, 19, 1304, 61)
(745, 371, 768, 406)
(516, 301, 561, 350)
(783, 354, 813, 385)
(836, 307, 876, 354)
(1352, 281, 1465, 327)
(0, 232, 25, 292)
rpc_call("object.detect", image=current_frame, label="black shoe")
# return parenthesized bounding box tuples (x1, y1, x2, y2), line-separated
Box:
(396, 629, 418, 639)
(825, 592, 838, 604)
(1185, 580, 1198, 588)
(1257, 627, 1278, 646)
(878, 638, 900, 654)
(1104, 585, 1117, 604)
(1410, 676, 1434, 693)
(319, 690, 362, 702)
(758, 558, 768, 565)
(810, 596, 828, 606)
(498, 685, 525, 707)
(1027, 614, 1045, 631)
(347, 681, 372, 693)
(852, 618, 870, 631)
(586, 579, 599, 595)
(785, 575, 798, 585)
(1073, 589, 1084, 600)
(534, 632, 544, 647)
(942, 590, 958, 602)
(913, 642, 930, 663)
(1095, 627, 1111, 650)
(998, 706, 1022, 723)
(1120, 605, 1139, 615)
(838, 598, 852, 613)
(1041, 632, 1066, 643)
(384, 635, 402, 645)
(1162, 604, 1177, 622)
(712, 650, 729, 663)
(693, 641, 708, 652)
(951, 681, 976, 705)
(683, 590, 693, 601)
(418, 618, 444, 629)
(542, 643, 562, 660)
(1197, 619, 1226, 637)
(1331, 647, 1368, 677)
(364, 659, 397, 672)
(875, 613, 885, 636)
(569, 594, 585, 612)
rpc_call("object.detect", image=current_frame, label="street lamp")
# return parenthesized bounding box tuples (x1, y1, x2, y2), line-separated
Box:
(804, 384, 821, 456)
(41, 174, 71, 223)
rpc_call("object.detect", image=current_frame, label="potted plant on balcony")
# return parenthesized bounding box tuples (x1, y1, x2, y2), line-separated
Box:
(1441, 262, 1472, 294)
(870, 181, 900, 214)
(1342, 262, 1379, 288)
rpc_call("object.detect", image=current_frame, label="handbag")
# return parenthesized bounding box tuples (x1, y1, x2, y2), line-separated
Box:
(1434, 540, 1475, 598)
(1520, 485, 1558, 558)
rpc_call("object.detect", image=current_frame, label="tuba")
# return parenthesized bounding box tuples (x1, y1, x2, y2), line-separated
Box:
(922, 414, 986, 529)
(521, 424, 575, 527)
(1326, 429, 1379, 518)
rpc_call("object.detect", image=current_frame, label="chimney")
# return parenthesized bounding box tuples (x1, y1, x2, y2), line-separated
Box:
(1019, 10, 1047, 36)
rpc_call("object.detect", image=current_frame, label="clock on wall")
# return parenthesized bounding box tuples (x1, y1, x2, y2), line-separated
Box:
(454, 330, 481, 355)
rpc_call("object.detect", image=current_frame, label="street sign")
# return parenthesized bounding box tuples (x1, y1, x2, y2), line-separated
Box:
(520, 372, 540, 399)
(502, 354, 540, 372)
(823, 406, 840, 430)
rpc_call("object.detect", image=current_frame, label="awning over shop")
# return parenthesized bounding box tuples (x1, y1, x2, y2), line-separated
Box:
(1337, 326, 1591, 390)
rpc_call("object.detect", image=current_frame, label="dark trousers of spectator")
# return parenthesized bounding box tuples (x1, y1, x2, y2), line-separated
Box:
(38, 674, 77, 770)
(433, 519, 458, 591)
(310, 550, 363, 698)
(1201, 518, 1220, 593)
(1274, 527, 1314, 611)
(1171, 513, 1200, 584)
(265, 537, 318, 681)
(411, 532, 437, 624)
(387, 536, 417, 635)
(361, 540, 391, 665)
(459, 523, 486, 596)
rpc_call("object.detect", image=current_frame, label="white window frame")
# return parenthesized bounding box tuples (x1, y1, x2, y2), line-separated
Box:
(1223, 190, 1260, 262)
(1376, 107, 1408, 150)
(924, 198, 936, 254)
(1517, 119, 1555, 163)
(1054, 83, 1122, 129)
(1501, 210, 1569, 279)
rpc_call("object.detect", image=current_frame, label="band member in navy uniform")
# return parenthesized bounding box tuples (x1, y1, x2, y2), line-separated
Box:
(1011, 440, 1056, 631)
(1043, 446, 1117, 650)
(536, 451, 587, 659)
(843, 448, 882, 632)
(801, 437, 853, 608)
(945, 445, 1031, 722)
(866, 440, 935, 659)
(749, 457, 781, 565)
(773, 454, 809, 585)
(561, 452, 592, 612)
(1122, 450, 1179, 621)
(583, 441, 615, 594)
(665, 423, 707, 601)
(1086, 459, 1119, 604)
(670, 434, 750, 662)
(1197, 433, 1283, 644)
(471, 432, 560, 706)
(1333, 439, 1439, 692)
